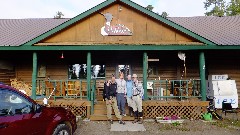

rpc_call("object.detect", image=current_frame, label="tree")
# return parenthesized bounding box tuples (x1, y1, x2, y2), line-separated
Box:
(226, 0, 240, 15)
(204, 0, 226, 16)
(146, 5, 154, 11)
(146, 5, 170, 17)
(161, 11, 169, 18)
(54, 11, 64, 19)
(204, 0, 240, 16)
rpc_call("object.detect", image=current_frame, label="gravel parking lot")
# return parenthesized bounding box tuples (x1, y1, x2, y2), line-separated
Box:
(74, 118, 240, 135)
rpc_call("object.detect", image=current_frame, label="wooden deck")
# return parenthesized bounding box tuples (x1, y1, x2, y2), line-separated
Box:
(90, 101, 134, 121)
(143, 100, 209, 119)
(36, 98, 91, 118)
(36, 96, 209, 120)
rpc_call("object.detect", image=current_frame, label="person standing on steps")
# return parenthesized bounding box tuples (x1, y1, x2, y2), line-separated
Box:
(131, 74, 144, 124)
(105, 75, 125, 125)
(115, 72, 127, 116)
(126, 75, 134, 117)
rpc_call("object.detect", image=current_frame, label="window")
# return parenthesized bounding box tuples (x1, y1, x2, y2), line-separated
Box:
(68, 64, 105, 79)
(92, 65, 105, 79)
(148, 66, 158, 75)
(0, 89, 32, 116)
(38, 64, 46, 78)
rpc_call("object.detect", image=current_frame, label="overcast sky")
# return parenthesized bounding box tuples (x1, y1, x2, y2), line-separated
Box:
(0, 0, 230, 19)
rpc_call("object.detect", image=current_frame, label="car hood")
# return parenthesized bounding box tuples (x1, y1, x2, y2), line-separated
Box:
(40, 106, 75, 122)
(42, 106, 68, 114)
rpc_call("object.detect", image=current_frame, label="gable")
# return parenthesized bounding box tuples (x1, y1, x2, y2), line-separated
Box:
(21, 0, 215, 47)
(36, 3, 202, 46)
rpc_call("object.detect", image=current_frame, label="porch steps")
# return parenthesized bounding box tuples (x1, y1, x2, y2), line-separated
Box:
(90, 101, 134, 121)
(96, 95, 104, 101)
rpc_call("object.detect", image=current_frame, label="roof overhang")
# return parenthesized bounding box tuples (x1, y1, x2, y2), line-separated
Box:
(1, 44, 240, 51)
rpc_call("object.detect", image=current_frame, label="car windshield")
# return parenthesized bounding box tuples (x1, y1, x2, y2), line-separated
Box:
(0, 89, 32, 116)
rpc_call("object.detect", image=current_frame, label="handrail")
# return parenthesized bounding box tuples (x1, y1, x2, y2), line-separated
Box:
(36, 79, 88, 100)
(146, 79, 202, 100)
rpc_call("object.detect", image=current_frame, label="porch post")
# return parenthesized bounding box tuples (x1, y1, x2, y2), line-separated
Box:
(143, 52, 148, 100)
(87, 52, 91, 101)
(199, 52, 206, 101)
(31, 52, 37, 100)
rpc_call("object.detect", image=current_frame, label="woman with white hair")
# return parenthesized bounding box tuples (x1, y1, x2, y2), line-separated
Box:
(131, 74, 144, 124)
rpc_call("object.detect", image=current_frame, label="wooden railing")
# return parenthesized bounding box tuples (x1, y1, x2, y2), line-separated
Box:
(146, 79, 202, 100)
(36, 79, 95, 100)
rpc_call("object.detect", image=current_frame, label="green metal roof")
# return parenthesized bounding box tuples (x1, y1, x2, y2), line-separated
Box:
(22, 0, 216, 48)
(1, 45, 240, 51)
(120, 0, 215, 45)
(23, 0, 116, 46)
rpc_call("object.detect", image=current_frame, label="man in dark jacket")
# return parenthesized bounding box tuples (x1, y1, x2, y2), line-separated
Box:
(105, 75, 125, 124)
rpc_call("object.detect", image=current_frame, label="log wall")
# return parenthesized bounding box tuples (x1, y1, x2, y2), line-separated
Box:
(207, 51, 240, 99)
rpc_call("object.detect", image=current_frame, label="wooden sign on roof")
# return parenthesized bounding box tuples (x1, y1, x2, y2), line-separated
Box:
(100, 12, 132, 36)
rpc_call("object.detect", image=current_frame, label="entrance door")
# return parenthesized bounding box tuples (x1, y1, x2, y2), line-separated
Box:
(116, 65, 131, 80)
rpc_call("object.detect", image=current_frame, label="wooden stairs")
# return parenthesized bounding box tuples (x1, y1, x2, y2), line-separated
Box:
(90, 94, 134, 121)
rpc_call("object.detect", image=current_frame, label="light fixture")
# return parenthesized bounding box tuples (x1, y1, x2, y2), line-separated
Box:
(119, 6, 122, 12)
(60, 52, 64, 59)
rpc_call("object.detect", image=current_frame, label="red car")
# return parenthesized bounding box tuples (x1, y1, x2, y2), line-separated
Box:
(0, 84, 77, 135)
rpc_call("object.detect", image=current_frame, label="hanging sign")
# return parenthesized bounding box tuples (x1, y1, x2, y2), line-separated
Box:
(100, 12, 132, 36)
(148, 59, 159, 61)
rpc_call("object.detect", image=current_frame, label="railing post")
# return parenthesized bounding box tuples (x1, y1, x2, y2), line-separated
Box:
(143, 52, 148, 100)
(199, 52, 206, 101)
(87, 52, 91, 101)
(193, 79, 196, 96)
(180, 80, 182, 101)
(31, 52, 37, 100)
(165, 79, 168, 101)
(90, 91, 94, 115)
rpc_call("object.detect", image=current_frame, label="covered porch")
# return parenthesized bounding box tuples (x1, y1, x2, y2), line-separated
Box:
(0, 50, 208, 120)
(1, 0, 240, 121)
(25, 50, 206, 101)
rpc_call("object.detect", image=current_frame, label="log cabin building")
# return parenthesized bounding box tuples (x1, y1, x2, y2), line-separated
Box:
(0, 0, 240, 119)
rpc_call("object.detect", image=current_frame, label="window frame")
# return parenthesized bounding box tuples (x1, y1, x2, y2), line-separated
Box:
(0, 89, 33, 116)
(68, 64, 106, 79)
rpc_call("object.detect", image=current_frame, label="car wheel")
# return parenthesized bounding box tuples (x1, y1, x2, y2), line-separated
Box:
(52, 124, 71, 135)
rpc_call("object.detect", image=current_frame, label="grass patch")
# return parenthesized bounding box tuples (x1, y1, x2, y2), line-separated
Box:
(159, 122, 190, 132)
(210, 119, 240, 130)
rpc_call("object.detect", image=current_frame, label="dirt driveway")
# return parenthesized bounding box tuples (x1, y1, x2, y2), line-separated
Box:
(74, 118, 240, 135)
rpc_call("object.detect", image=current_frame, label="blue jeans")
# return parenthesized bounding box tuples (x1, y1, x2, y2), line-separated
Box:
(117, 93, 126, 114)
